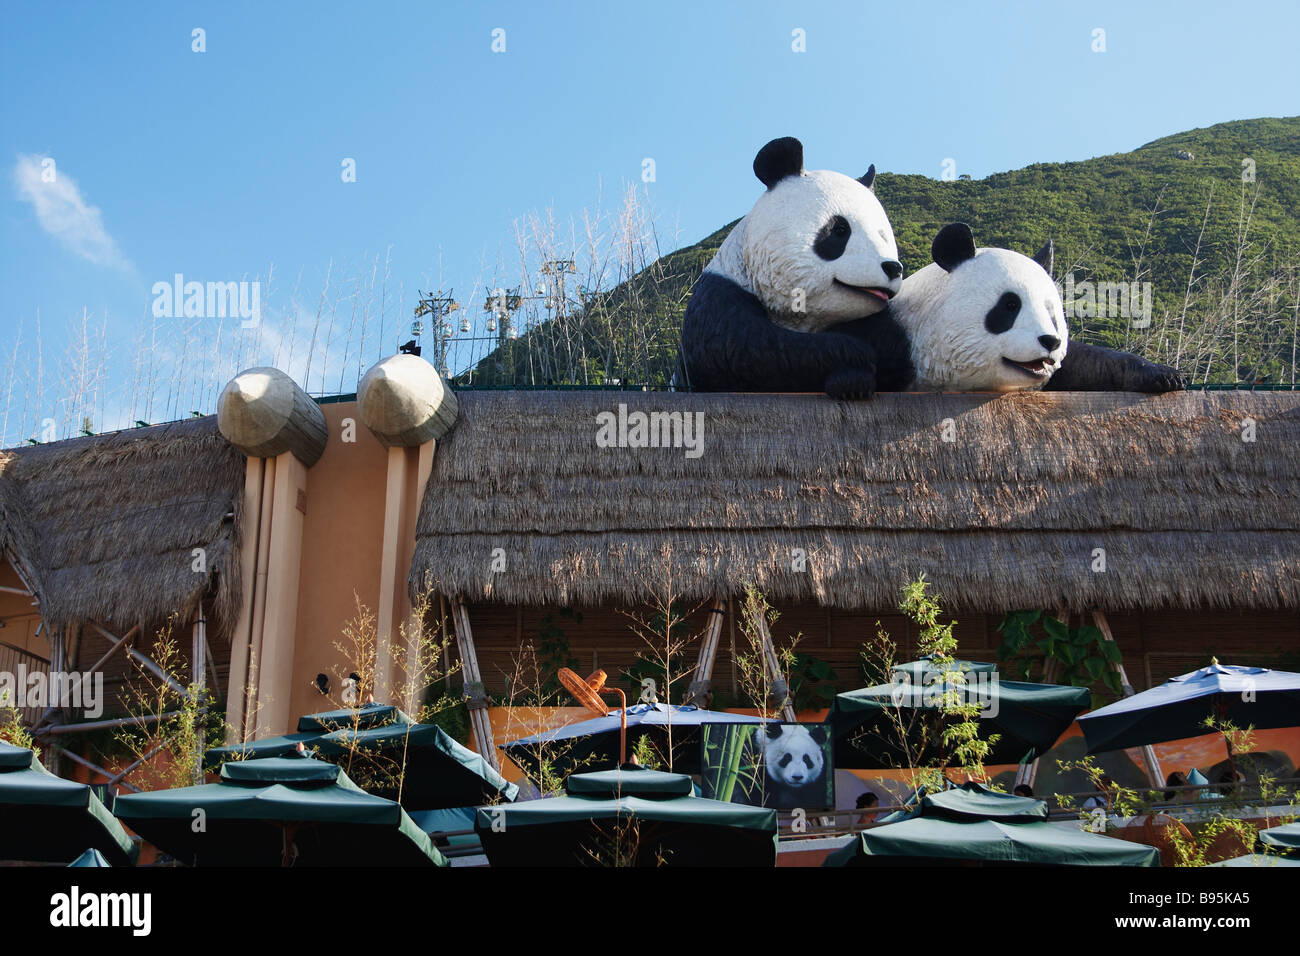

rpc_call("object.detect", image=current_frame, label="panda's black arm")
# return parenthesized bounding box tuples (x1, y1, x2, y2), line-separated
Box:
(679, 273, 885, 397)
(1044, 341, 1187, 392)
(828, 309, 916, 391)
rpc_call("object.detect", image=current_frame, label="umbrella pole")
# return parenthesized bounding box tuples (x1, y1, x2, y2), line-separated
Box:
(1092, 610, 1163, 788)
(611, 689, 627, 764)
(1215, 696, 1239, 785)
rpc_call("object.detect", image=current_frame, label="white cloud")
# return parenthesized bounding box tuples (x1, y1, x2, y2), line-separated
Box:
(12, 154, 132, 270)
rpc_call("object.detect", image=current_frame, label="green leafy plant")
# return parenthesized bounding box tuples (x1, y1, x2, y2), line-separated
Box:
(789, 652, 839, 711)
(851, 576, 999, 789)
(997, 610, 1124, 703)
(114, 615, 224, 789)
(630, 734, 661, 770)
(734, 584, 799, 720)
(0, 690, 36, 753)
(533, 609, 581, 704)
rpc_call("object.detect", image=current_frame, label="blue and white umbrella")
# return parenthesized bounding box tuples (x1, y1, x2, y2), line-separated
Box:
(1079, 661, 1300, 777)
(502, 703, 760, 779)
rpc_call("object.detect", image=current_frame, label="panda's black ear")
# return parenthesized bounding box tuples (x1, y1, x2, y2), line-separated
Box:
(754, 137, 804, 189)
(765, 722, 783, 740)
(932, 222, 977, 272)
(1032, 239, 1054, 276)
(808, 724, 828, 744)
(858, 164, 876, 190)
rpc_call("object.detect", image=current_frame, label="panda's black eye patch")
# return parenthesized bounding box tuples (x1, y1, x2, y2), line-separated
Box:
(803, 754, 815, 768)
(813, 215, 851, 260)
(984, 291, 1022, 334)
(779, 753, 793, 768)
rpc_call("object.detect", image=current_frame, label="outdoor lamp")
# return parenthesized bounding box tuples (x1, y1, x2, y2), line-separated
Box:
(557, 667, 627, 765)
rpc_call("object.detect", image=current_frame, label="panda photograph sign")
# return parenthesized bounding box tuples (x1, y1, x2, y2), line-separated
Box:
(701, 722, 835, 812)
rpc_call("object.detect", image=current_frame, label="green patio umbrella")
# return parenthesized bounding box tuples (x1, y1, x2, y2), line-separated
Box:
(1259, 821, 1300, 852)
(502, 703, 760, 781)
(0, 741, 138, 866)
(207, 706, 515, 811)
(830, 659, 1089, 768)
(824, 782, 1160, 867)
(204, 702, 411, 769)
(1080, 663, 1300, 781)
(475, 765, 777, 867)
(1209, 853, 1300, 867)
(68, 848, 112, 867)
(295, 703, 411, 732)
(113, 753, 445, 866)
(309, 721, 518, 810)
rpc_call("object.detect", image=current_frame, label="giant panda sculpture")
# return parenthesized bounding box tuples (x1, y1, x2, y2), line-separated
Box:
(677, 136, 915, 399)
(867, 222, 1186, 392)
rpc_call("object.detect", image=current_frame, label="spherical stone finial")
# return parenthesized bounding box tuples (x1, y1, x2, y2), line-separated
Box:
(217, 366, 328, 466)
(357, 353, 459, 447)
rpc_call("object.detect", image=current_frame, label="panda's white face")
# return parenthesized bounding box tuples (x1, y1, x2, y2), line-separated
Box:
(761, 724, 826, 789)
(715, 169, 902, 332)
(902, 248, 1069, 391)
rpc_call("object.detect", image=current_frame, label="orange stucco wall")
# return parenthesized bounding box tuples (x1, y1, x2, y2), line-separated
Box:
(284, 401, 390, 723)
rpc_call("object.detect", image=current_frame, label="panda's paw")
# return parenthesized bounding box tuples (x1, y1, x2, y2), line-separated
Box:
(1130, 360, 1187, 393)
(825, 367, 877, 400)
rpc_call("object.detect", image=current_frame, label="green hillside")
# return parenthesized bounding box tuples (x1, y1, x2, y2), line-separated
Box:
(460, 117, 1300, 388)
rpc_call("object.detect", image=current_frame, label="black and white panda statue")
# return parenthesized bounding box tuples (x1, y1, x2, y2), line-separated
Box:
(678, 136, 915, 399)
(869, 222, 1186, 392)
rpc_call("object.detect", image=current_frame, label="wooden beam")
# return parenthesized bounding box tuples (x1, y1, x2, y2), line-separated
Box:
(86, 621, 140, 670)
(357, 354, 459, 446)
(728, 599, 737, 696)
(686, 596, 726, 706)
(32, 623, 140, 730)
(126, 645, 189, 698)
(751, 604, 797, 723)
(107, 740, 168, 787)
(225, 456, 266, 744)
(252, 451, 308, 735)
(52, 747, 142, 793)
(191, 613, 208, 783)
(244, 455, 277, 737)
(41, 709, 202, 735)
(1092, 609, 1164, 788)
(191, 615, 207, 695)
(450, 598, 499, 771)
(217, 366, 328, 466)
(376, 446, 414, 706)
(439, 593, 451, 691)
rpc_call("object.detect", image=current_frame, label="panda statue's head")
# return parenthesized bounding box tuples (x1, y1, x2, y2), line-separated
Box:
(708, 137, 903, 332)
(897, 222, 1069, 391)
(760, 723, 827, 790)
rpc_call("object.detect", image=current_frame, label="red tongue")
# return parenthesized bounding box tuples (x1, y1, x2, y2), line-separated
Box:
(867, 289, 889, 302)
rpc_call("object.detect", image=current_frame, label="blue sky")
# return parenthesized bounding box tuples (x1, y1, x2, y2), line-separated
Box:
(1, 0, 1297, 444)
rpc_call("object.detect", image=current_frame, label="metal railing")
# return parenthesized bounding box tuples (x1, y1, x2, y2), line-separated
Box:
(0, 640, 51, 727)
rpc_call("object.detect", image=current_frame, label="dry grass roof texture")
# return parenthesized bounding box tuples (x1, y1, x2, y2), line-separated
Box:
(408, 390, 1300, 613)
(0, 417, 244, 632)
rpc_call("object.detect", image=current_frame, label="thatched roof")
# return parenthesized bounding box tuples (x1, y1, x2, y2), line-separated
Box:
(409, 390, 1300, 613)
(0, 417, 245, 632)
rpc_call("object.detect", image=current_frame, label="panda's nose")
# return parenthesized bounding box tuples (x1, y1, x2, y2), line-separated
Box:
(1038, 334, 1061, 352)
(881, 260, 903, 281)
